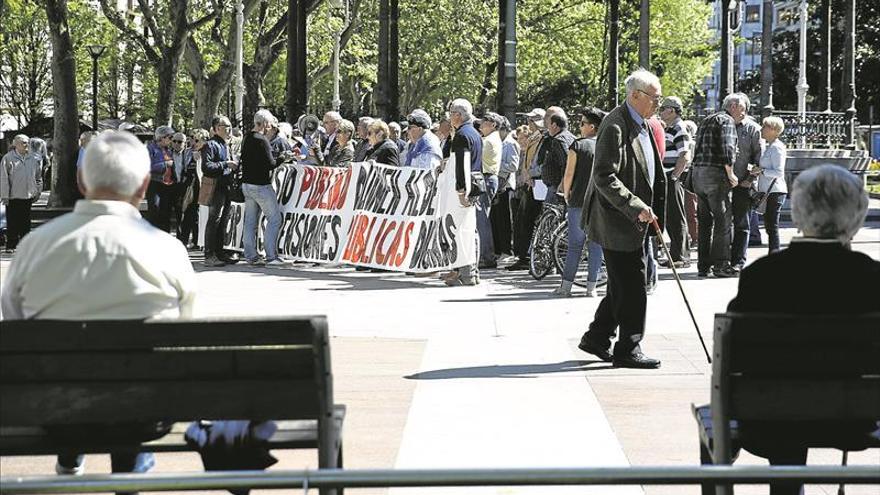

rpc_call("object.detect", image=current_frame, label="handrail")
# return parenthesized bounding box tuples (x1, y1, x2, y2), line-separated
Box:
(2, 466, 879, 493)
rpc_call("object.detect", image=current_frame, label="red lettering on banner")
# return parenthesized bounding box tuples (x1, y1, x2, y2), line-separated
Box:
(373, 220, 397, 265)
(394, 222, 415, 267)
(297, 166, 316, 208)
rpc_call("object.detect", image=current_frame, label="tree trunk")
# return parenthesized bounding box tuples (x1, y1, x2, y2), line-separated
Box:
(43, 0, 79, 207)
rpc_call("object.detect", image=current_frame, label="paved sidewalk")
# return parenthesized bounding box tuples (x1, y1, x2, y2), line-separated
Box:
(1, 224, 878, 495)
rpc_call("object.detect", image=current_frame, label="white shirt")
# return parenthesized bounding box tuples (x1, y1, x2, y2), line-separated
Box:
(1, 200, 196, 320)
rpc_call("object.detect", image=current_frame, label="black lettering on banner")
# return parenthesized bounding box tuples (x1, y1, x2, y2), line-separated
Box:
(281, 212, 342, 261)
(420, 170, 438, 216)
(276, 166, 297, 205)
(386, 169, 402, 215)
(408, 213, 459, 270)
(401, 171, 419, 217)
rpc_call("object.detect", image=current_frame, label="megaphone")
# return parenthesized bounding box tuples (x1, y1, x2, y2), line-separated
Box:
(297, 114, 321, 135)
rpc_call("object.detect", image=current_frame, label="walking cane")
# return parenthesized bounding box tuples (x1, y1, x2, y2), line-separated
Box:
(651, 219, 712, 364)
(838, 450, 848, 495)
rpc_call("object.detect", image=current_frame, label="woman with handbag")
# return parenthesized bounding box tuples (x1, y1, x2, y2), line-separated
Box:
(756, 116, 788, 254)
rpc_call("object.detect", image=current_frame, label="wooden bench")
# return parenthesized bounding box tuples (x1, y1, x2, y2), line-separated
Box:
(0, 316, 344, 495)
(694, 312, 880, 495)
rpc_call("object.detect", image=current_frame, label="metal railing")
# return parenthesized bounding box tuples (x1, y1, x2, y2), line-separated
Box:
(774, 110, 849, 148)
(2, 466, 879, 493)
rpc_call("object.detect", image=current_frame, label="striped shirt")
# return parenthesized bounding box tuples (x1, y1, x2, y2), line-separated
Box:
(663, 118, 692, 172)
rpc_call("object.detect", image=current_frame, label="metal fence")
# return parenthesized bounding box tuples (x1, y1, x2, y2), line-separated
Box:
(2, 466, 880, 493)
(773, 111, 849, 149)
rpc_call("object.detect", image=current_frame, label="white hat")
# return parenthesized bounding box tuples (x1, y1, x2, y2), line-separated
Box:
(525, 108, 546, 120)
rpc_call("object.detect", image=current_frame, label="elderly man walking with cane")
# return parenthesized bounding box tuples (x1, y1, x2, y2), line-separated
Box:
(577, 69, 666, 369)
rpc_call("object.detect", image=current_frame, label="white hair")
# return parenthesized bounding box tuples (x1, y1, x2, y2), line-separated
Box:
(388, 122, 401, 132)
(723, 92, 750, 112)
(154, 125, 174, 141)
(277, 122, 293, 139)
(13, 134, 29, 145)
(791, 164, 868, 243)
(324, 111, 342, 123)
(448, 98, 474, 121)
(254, 109, 275, 127)
(82, 131, 150, 197)
(624, 69, 660, 97)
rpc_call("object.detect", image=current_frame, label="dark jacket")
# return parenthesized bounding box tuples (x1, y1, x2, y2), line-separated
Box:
(201, 135, 232, 182)
(241, 131, 280, 185)
(353, 139, 371, 162)
(327, 141, 355, 167)
(581, 102, 666, 252)
(368, 139, 400, 167)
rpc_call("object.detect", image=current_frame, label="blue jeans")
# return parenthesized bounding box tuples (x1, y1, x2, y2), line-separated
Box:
(563, 209, 604, 283)
(243, 183, 282, 262)
(644, 235, 657, 288)
(764, 193, 786, 253)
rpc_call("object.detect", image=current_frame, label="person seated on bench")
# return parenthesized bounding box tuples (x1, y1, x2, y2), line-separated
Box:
(1, 130, 196, 475)
(726, 164, 880, 495)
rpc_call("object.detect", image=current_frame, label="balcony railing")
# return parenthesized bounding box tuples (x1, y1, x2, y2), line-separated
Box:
(774, 110, 849, 148)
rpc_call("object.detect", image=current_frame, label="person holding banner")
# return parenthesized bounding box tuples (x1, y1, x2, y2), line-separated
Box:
(444, 98, 483, 286)
(403, 109, 442, 170)
(326, 119, 356, 167)
(241, 109, 289, 267)
(366, 120, 400, 167)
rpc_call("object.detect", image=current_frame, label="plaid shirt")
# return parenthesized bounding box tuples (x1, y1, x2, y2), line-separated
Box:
(692, 111, 737, 170)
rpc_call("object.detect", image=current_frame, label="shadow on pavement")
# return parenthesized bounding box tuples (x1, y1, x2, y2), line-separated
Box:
(405, 360, 615, 380)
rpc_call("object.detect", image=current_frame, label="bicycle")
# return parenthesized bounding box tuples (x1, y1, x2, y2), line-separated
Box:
(529, 201, 566, 279)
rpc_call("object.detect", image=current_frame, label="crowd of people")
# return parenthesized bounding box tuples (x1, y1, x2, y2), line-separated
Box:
(2, 80, 791, 293)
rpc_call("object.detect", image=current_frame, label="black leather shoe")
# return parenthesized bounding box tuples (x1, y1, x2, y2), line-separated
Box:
(578, 335, 613, 362)
(613, 352, 661, 369)
(506, 260, 529, 271)
(697, 270, 710, 278)
(713, 265, 739, 278)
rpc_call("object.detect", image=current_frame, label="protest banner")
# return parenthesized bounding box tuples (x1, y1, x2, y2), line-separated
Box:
(217, 160, 476, 272)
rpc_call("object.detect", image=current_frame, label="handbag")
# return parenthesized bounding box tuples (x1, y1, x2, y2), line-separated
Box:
(227, 173, 245, 203)
(752, 177, 777, 215)
(198, 177, 217, 206)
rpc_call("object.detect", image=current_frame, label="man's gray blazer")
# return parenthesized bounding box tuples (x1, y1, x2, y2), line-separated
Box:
(581, 103, 666, 253)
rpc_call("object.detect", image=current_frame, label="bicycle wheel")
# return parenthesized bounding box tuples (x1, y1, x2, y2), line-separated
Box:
(529, 213, 556, 280)
(552, 221, 592, 288)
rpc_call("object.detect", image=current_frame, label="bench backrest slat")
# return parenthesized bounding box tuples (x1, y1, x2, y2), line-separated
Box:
(0, 317, 332, 427)
(713, 313, 880, 422)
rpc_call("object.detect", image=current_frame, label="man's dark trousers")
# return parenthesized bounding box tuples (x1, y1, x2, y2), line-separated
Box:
(665, 171, 690, 262)
(490, 189, 513, 256)
(5, 198, 33, 249)
(146, 181, 180, 233)
(513, 186, 541, 260)
(204, 187, 231, 259)
(585, 247, 647, 357)
(693, 168, 733, 273)
(730, 186, 752, 267)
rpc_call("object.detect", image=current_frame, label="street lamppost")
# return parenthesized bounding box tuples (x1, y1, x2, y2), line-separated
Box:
(86, 45, 106, 131)
(328, 0, 347, 112)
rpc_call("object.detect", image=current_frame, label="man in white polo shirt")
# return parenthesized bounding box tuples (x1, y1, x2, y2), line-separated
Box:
(1, 130, 195, 474)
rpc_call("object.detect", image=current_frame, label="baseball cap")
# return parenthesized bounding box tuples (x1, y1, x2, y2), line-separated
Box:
(660, 96, 683, 112)
(525, 108, 546, 121)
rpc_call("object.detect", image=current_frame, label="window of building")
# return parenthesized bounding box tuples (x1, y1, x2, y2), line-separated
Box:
(746, 5, 760, 23)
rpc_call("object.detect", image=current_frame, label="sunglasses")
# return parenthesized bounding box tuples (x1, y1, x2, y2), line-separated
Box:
(172, 140, 184, 144)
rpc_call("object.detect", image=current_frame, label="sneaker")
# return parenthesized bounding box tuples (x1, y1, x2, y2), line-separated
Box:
(266, 258, 289, 267)
(505, 260, 529, 271)
(552, 286, 572, 297)
(203, 256, 226, 267)
(247, 257, 266, 266)
(445, 276, 478, 286)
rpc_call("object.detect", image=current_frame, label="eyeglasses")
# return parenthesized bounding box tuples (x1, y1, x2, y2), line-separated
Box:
(638, 89, 663, 104)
